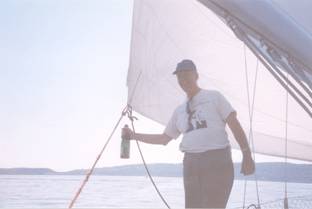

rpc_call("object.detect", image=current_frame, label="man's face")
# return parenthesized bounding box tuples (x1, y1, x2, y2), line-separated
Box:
(176, 70, 198, 93)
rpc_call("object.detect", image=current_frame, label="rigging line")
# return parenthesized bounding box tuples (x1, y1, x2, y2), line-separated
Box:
(244, 45, 260, 206)
(243, 45, 261, 208)
(242, 180, 247, 209)
(127, 70, 143, 106)
(280, 59, 312, 99)
(218, 6, 312, 116)
(248, 52, 261, 209)
(284, 74, 289, 200)
(125, 62, 171, 208)
(68, 105, 129, 209)
(293, 64, 312, 91)
(128, 108, 171, 209)
(267, 49, 312, 105)
(242, 44, 248, 209)
(239, 29, 312, 118)
(231, 194, 312, 209)
(242, 45, 250, 209)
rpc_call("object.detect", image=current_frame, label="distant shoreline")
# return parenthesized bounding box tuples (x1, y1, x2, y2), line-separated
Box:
(1, 162, 312, 183)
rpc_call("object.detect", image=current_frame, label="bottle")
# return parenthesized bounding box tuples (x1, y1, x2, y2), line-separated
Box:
(120, 125, 131, 159)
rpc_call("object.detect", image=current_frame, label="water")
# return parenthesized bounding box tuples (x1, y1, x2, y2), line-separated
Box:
(1, 175, 312, 208)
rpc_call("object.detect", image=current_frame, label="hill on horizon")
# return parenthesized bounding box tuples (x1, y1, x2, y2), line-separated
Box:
(1, 162, 312, 183)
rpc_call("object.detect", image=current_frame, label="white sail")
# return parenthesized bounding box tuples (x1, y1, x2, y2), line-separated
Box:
(127, 0, 312, 161)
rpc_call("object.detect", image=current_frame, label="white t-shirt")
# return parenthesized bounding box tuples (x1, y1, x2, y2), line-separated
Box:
(164, 89, 235, 153)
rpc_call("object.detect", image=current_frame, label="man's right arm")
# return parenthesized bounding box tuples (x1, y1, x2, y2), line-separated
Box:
(123, 107, 179, 146)
(132, 132, 173, 145)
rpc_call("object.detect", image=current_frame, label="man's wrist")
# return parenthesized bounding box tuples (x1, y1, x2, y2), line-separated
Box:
(241, 147, 251, 156)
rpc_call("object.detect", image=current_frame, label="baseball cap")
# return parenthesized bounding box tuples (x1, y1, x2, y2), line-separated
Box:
(173, 59, 197, 74)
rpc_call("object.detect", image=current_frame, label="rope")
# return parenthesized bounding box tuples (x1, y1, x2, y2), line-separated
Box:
(126, 105, 171, 209)
(284, 74, 289, 209)
(242, 45, 261, 208)
(243, 180, 247, 209)
(68, 105, 129, 208)
(246, 204, 258, 209)
(68, 104, 170, 209)
(231, 194, 312, 209)
(68, 63, 150, 208)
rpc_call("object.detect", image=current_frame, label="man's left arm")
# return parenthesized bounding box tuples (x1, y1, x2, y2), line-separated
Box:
(226, 111, 255, 175)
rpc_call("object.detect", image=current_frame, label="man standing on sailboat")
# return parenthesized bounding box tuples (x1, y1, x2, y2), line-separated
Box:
(122, 59, 255, 208)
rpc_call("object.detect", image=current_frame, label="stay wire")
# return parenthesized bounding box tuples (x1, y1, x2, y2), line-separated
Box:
(242, 45, 261, 209)
(124, 60, 170, 208)
(284, 74, 289, 209)
(68, 105, 129, 209)
(69, 66, 145, 208)
(126, 106, 171, 209)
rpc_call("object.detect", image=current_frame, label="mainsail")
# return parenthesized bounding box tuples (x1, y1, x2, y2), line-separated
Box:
(127, 0, 312, 161)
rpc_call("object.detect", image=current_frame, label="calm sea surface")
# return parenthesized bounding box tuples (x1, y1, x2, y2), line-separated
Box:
(1, 175, 312, 208)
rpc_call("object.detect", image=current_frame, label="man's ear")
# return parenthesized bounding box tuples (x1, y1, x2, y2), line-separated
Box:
(195, 72, 199, 80)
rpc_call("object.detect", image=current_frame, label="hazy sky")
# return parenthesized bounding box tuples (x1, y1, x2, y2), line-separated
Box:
(0, 0, 306, 172)
(0, 0, 136, 171)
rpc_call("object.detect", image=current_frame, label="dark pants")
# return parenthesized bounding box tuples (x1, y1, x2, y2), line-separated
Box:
(183, 146, 234, 208)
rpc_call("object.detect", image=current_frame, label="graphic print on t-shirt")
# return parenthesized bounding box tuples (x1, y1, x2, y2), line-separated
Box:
(186, 105, 208, 133)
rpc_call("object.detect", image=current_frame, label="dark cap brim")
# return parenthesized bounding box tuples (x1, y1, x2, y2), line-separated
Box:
(172, 69, 196, 75)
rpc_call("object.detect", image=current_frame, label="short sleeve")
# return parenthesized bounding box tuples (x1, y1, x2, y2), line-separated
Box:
(164, 109, 181, 139)
(216, 92, 235, 121)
